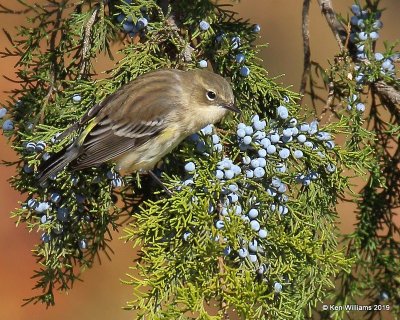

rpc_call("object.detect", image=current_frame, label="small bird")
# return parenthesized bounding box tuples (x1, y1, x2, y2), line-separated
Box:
(37, 68, 238, 184)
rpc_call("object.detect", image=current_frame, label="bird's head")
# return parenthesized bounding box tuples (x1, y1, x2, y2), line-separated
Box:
(185, 69, 239, 125)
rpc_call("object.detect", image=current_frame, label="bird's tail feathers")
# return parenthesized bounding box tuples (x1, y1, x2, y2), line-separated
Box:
(37, 146, 79, 184)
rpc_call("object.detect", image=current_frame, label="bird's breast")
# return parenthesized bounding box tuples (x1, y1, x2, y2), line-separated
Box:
(114, 126, 184, 174)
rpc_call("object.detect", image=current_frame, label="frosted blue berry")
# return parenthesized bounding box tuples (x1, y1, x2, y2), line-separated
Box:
(41, 233, 51, 243)
(2, 119, 13, 131)
(278, 205, 288, 215)
(379, 292, 389, 301)
(116, 13, 125, 23)
(250, 220, 260, 231)
(224, 170, 234, 180)
(0, 107, 7, 118)
(350, 16, 359, 26)
(246, 169, 254, 178)
(266, 145, 276, 154)
(238, 247, 248, 258)
(304, 141, 314, 148)
(248, 208, 259, 219)
(201, 124, 213, 135)
(274, 282, 283, 293)
(234, 205, 242, 215)
(369, 32, 379, 40)
(57, 207, 69, 221)
(40, 215, 47, 224)
(215, 170, 224, 180)
(254, 167, 265, 178)
(35, 202, 50, 213)
(228, 193, 239, 203)
(258, 229, 268, 238)
(240, 66, 250, 77)
(297, 134, 306, 143)
(293, 150, 303, 159)
(299, 123, 309, 132)
(199, 20, 210, 31)
(258, 148, 267, 158)
(249, 239, 258, 252)
(291, 127, 299, 136)
(374, 52, 384, 61)
(42, 152, 51, 161)
(249, 254, 258, 263)
(281, 135, 292, 144)
(308, 120, 318, 134)
(237, 122, 246, 130)
(215, 220, 225, 229)
(211, 134, 220, 145)
(289, 118, 298, 127)
(244, 126, 253, 135)
(271, 177, 281, 188)
(356, 44, 365, 52)
(356, 103, 365, 112)
(79, 239, 88, 250)
(277, 183, 287, 193)
(25, 142, 36, 152)
(276, 163, 286, 173)
(279, 148, 290, 159)
(183, 231, 191, 241)
(251, 158, 260, 168)
(228, 184, 239, 192)
(270, 133, 280, 143)
(277, 105, 289, 119)
(50, 193, 61, 204)
(35, 141, 46, 152)
(373, 20, 383, 30)
(358, 32, 368, 41)
(253, 24, 261, 33)
(243, 135, 252, 145)
(357, 19, 365, 29)
(76, 194, 85, 204)
(257, 264, 267, 274)
(253, 120, 266, 130)
(72, 94, 81, 103)
(184, 162, 196, 172)
(112, 178, 123, 187)
(326, 163, 336, 173)
(237, 128, 246, 138)
(235, 53, 245, 63)
(282, 128, 293, 138)
(223, 246, 231, 256)
(213, 143, 222, 152)
(253, 131, 265, 141)
(325, 140, 335, 149)
(351, 4, 361, 16)
(136, 17, 148, 30)
(27, 199, 37, 209)
(231, 36, 240, 49)
(242, 155, 251, 165)
(198, 60, 208, 68)
(382, 59, 394, 71)
(270, 203, 276, 211)
(260, 138, 271, 148)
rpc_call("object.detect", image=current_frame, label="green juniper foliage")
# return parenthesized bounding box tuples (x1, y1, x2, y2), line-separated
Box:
(0, 0, 398, 319)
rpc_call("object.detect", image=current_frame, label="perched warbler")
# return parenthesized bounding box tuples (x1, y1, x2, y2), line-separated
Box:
(37, 68, 238, 183)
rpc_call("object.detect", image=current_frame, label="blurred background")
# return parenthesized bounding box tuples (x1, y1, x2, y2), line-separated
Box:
(0, 0, 399, 319)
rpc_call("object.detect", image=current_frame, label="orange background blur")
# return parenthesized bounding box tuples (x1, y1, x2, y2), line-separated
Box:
(1, 1, 399, 319)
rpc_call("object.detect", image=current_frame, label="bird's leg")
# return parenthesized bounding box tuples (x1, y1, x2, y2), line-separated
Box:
(148, 170, 173, 196)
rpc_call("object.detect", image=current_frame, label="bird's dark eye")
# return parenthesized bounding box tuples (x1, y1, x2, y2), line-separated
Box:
(206, 91, 216, 101)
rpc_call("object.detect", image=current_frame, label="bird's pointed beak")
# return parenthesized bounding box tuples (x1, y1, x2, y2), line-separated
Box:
(221, 102, 240, 114)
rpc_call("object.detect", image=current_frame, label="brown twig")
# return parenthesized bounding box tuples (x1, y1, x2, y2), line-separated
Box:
(299, 0, 311, 103)
(373, 81, 400, 106)
(79, 5, 100, 77)
(317, 0, 346, 51)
